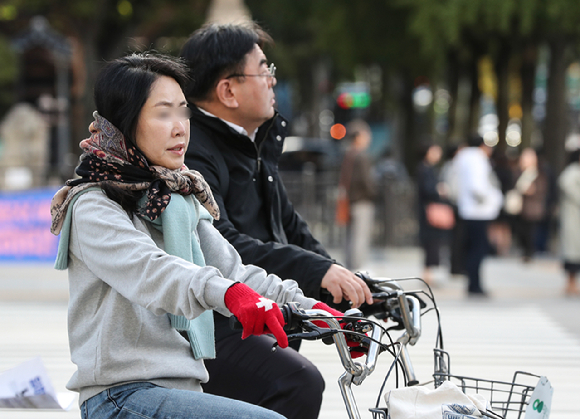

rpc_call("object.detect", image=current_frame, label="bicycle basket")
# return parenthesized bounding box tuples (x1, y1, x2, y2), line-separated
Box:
(433, 349, 541, 419)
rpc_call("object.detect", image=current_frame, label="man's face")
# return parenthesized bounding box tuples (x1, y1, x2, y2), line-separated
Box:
(233, 44, 277, 129)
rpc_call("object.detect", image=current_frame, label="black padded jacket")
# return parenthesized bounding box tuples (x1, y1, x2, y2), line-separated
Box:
(185, 106, 334, 337)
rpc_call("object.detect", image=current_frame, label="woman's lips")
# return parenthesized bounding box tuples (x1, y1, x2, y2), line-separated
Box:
(168, 144, 185, 156)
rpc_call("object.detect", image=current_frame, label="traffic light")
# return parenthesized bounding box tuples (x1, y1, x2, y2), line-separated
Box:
(336, 91, 371, 109)
(335, 82, 371, 109)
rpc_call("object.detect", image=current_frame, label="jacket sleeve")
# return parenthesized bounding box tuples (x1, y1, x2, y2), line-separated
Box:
(186, 145, 332, 301)
(197, 219, 318, 311)
(277, 176, 333, 258)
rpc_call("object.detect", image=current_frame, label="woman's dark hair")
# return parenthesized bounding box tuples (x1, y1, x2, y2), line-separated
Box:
(467, 134, 484, 148)
(180, 22, 273, 102)
(93, 52, 190, 214)
(567, 148, 580, 165)
(444, 144, 460, 160)
(94, 52, 189, 144)
(416, 141, 435, 161)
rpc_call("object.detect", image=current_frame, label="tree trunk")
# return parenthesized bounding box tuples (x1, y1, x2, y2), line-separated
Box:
(467, 55, 481, 137)
(520, 42, 537, 149)
(543, 38, 568, 175)
(446, 49, 460, 143)
(396, 70, 416, 176)
(495, 42, 511, 152)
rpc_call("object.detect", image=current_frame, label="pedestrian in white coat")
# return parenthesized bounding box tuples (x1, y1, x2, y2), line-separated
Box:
(454, 135, 503, 296)
(558, 149, 580, 296)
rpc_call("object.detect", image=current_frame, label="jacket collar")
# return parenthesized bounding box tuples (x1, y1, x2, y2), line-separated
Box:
(189, 105, 284, 158)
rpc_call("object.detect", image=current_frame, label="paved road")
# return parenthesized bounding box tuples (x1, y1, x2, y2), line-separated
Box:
(0, 247, 579, 418)
(311, 247, 580, 419)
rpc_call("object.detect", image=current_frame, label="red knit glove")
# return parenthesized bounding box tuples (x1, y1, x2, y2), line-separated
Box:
(224, 283, 288, 348)
(313, 302, 366, 358)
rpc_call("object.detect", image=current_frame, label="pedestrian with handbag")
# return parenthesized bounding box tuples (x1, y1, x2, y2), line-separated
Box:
(506, 148, 548, 262)
(416, 142, 454, 286)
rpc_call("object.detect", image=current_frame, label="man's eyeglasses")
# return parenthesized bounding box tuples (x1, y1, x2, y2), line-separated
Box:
(225, 63, 276, 79)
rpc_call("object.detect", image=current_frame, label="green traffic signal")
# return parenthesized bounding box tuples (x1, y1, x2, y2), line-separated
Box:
(337, 91, 371, 109)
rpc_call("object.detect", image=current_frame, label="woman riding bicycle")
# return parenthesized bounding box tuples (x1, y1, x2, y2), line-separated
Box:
(50, 52, 342, 419)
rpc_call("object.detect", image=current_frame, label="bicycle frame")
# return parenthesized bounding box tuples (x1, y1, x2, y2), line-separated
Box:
(300, 286, 423, 419)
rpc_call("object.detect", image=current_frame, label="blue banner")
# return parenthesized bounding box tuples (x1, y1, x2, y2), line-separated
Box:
(0, 188, 59, 262)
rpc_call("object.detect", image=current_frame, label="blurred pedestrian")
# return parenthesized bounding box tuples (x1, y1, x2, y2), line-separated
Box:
(534, 147, 558, 254)
(440, 143, 464, 276)
(510, 148, 549, 262)
(338, 119, 377, 271)
(416, 142, 452, 286)
(558, 149, 580, 296)
(454, 135, 503, 297)
(488, 147, 515, 257)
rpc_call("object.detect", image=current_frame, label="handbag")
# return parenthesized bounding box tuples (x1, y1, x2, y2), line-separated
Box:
(504, 189, 522, 215)
(335, 151, 355, 226)
(335, 190, 350, 226)
(425, 202, 455, 230)
(504, 168, 538, 216)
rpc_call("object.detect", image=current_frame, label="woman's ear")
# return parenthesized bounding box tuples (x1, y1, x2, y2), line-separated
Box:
(215, 79, 239, 109)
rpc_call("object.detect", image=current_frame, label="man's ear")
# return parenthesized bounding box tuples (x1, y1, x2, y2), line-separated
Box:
(215, 79, 239, 109)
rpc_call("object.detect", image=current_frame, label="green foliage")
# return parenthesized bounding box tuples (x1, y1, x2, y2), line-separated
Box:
(0, 36, 17, 83)
(0, 35, 17, 117)
(545, 0, 580, 35)
(0, 0, 210, 57)
(400, 0, 580, 55)
(248, 0, 431, 81)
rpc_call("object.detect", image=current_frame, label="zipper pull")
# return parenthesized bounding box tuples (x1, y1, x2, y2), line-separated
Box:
(257, 157, 262, 172)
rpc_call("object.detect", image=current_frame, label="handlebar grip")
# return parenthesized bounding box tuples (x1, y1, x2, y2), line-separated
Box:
(229, 302, 299, 331)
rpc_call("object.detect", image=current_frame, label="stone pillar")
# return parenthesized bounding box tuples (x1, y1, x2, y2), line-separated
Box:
(0, 103, 49, 190)
(205, 0, 251, 24)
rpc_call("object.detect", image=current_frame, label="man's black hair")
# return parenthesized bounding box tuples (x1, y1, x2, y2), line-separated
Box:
(180, 22, 273, 102)
(467, 134, 484, 148)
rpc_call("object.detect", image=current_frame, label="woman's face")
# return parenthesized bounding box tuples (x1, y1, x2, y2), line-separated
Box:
(135, 76, 190, 170)
(519, 148, 537, 170)
(426, 145, 442, 165)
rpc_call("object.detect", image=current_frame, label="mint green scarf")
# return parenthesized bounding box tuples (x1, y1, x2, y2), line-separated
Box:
(55, 190, 216, 360)
(143, 193, 215, 360)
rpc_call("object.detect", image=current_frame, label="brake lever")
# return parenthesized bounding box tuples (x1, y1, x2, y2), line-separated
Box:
(272, 327, 341, 352)
(406, 292, 428, 309)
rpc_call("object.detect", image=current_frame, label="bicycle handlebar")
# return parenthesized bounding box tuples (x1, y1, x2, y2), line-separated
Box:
(229, 277, 428, 419)
(229, 279, 423, 366)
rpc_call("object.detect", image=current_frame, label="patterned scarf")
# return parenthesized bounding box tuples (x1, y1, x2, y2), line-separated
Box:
(50, 111, 219, 235)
